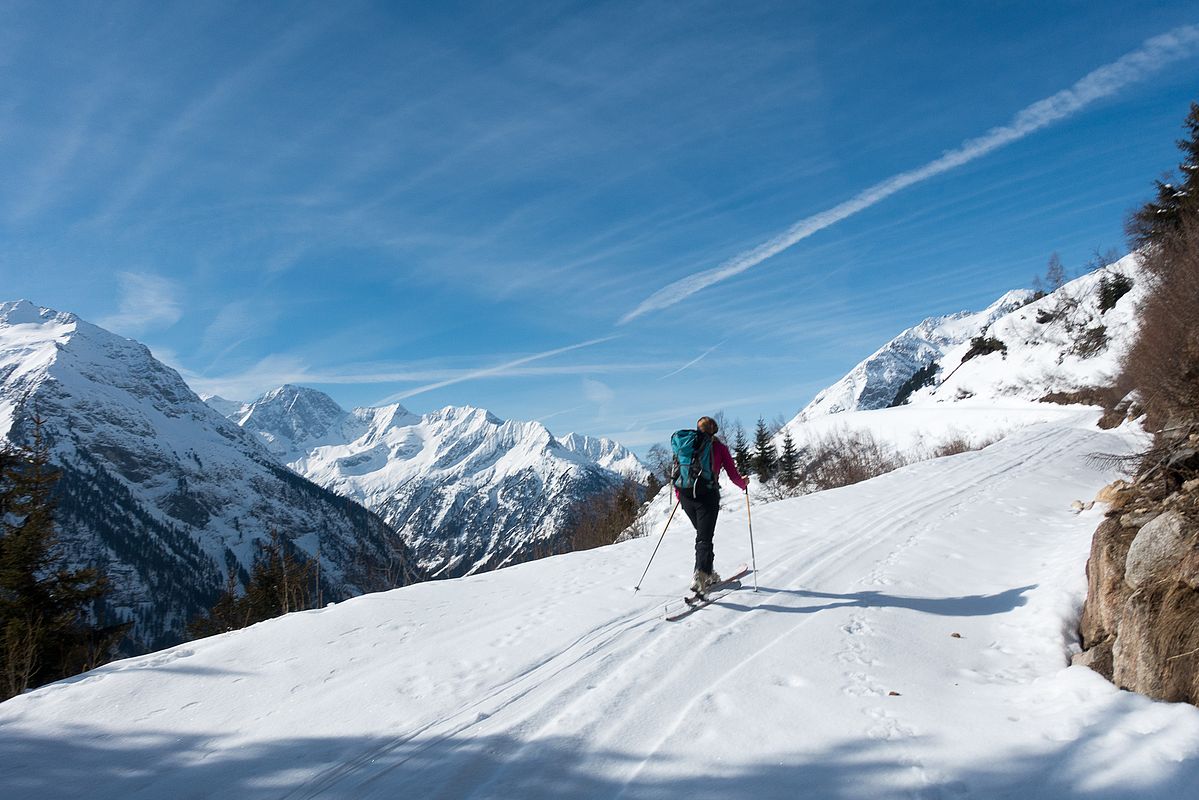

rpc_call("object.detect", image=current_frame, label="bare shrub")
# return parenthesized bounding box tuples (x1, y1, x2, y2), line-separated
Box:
(961, 336, 1007, 363)
(1098, 271, 1134, 313)
(1118, 219, 1199, 429)
(757, 475, 806, 502)
(1071, 326, 1109, 358)
(563, 479, 644, 551)
(805, 429, 907, 492)
(1039, 386, 1125, 408)
(928, 434, 999, 459)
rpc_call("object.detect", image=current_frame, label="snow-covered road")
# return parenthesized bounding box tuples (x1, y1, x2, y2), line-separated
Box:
(3, 413, 1199, 799)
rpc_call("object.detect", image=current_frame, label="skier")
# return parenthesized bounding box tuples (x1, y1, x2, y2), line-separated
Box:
(673, 416, 747, 593)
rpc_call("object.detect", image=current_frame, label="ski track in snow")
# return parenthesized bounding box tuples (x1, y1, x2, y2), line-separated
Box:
(5, 417, 1199, 799)
(290, 421, 1131, 799)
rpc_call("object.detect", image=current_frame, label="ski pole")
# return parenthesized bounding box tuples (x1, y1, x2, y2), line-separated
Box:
(745, 489, 758, 591)
(634, 496, 680, 592)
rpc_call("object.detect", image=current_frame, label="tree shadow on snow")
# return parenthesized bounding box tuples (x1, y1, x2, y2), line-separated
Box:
(719, 584, 1037, 617)
(2, 705, 1196, 800)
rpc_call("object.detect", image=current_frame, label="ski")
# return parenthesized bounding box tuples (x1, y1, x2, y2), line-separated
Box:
(664, 563, 749, 621)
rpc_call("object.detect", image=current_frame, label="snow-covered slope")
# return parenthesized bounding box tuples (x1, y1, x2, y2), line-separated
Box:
(221, 386, 646, 578)
(908, 257, 1143, 405)
(797, 290, 1036, 421)
(781, 257, 1143, 452)
(0, 301, 419, 650)
(4, 413, 1197, 798)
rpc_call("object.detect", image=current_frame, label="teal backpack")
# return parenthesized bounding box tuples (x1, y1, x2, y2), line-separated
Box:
(670, 429, 714, 494)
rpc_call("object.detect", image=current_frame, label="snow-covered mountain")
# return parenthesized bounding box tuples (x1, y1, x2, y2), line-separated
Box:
(781, 256, 1144, 450)
(904, 256, 1143, 406)
(556, 431, 647, 479)
(798, 289, 1036, 421)
(215, 386, 647, 578)
(6, 411, 1199, 797)
(197, 393, 246, 420)
(0, 301, 420, 651)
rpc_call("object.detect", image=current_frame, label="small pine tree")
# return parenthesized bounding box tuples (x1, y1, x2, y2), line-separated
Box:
(244, 530, 316, 619)
(778, 430, 802, 490)
(732, 423, 752, 477)
(751, 418, 775, 481)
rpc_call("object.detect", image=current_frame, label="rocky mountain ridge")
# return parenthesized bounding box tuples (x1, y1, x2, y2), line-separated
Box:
(216, 385, 648, 578)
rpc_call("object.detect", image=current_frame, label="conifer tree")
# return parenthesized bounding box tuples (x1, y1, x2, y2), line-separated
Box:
(751, 418, 775, 481)
(1128, 101, 1199, 247)
(189, 531, 317, 639)
(0, 417, 120, 699)
(244, 530, 316, 619)
(778, 430, 802, 490)
(731, 423, 752, 477)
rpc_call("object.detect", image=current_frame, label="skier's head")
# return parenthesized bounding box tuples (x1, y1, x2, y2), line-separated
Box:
(697, 416, 718, 436)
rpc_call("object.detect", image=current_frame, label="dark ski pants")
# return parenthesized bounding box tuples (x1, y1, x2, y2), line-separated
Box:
(679, 487, 720, 574)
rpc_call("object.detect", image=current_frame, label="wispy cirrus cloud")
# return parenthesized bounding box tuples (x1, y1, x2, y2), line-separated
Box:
(86, 9, 337, 230)
(98, 272, 183, 334)
(619, 23, 1199, 324)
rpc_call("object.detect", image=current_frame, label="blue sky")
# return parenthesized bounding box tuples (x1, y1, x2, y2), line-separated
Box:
(2, 1, 1197, 449)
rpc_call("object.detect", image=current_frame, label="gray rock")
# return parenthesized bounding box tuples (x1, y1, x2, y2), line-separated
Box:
(1079, 518, 1138, 647)
(1120, 511, 1161, 528)
(1072, 639, 1114, 679)
(1125, 511, 1190, 590)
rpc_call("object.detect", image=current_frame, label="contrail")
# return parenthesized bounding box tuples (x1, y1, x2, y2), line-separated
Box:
(659, 338, 727, 379)
(619, 24, 1199, 324)
(379, 335, 620, 402)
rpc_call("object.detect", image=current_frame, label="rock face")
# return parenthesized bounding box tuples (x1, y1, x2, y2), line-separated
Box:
(1075, 473, 1199, 705)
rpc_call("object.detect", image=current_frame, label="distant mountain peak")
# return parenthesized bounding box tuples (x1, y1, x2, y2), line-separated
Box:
(227, 391, 646, 578)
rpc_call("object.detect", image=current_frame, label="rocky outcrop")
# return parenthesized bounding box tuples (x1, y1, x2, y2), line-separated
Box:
(1074, 432, 1199, 706)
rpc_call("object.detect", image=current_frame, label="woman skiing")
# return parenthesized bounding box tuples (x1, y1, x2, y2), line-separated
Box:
(675, 416, 747, 593)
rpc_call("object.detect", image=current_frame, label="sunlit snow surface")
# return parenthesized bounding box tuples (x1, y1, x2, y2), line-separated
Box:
(3, 412, 1197, 798)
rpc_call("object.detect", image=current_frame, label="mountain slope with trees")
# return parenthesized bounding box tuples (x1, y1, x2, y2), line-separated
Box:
(0, 302, 420, 654)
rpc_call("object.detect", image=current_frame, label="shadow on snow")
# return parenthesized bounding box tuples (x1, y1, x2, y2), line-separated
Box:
(2, 707, 1197, 800)
(718, 584, 1037, 617)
